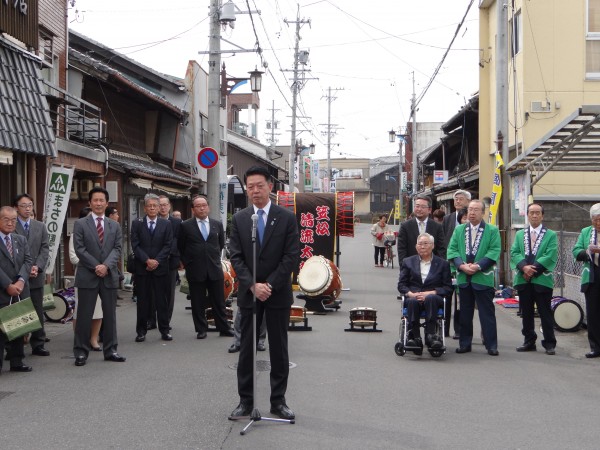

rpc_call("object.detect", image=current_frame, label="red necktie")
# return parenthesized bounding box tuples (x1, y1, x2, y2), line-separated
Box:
(96, 217, 104, 244)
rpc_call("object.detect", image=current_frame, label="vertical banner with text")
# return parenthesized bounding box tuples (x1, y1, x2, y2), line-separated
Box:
(44, 166, 74, 273)
(488, 152, 504, 225)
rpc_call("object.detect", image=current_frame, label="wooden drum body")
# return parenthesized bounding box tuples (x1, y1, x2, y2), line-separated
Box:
(297, 255, 342, 300)
(349, 307, 377, 326)
(221, 259, 238, 296)
(206, 306, 234, 327)
(289, 305, 307, 323)
(223, 271, 234, 302)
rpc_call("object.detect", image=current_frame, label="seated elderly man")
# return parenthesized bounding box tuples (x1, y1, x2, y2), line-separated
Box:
(397, 233, 453, 349)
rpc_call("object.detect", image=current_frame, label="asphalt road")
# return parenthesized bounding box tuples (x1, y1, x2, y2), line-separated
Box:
(1, 223, 598, 450)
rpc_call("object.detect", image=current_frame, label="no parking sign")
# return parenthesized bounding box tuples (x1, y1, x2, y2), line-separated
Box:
(197, 147, 219, 169)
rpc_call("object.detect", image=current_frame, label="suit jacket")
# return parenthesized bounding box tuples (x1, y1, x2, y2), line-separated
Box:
(15, 219, 49, 289)
(178, 217, 224, 282)
(397, 254, 452, 298)
(229, 204, 300, 309)
(397, 218, 446, 268)
(131, 217, 172, 277)
(73, 215, 122, 289)
(447, 221, 501, 288)
(443, 212, 458, 248)
(167, 216, 182, 270)
(0, 233, 33, 304)
(510, 227, 557, 291)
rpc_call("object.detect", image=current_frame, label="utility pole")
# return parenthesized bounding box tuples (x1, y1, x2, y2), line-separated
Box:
(206, 0, 222, 216)
(265, 100, 280, 155)
(284, 6, 311, 192)
(319, 86, 344, 191)
(410, 72, 418, 199)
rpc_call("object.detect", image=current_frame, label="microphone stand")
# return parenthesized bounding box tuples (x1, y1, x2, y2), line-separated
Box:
(241, 214, 294, 435)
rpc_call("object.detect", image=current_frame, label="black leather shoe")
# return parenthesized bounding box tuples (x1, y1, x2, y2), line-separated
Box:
(219, 329, 235, 337)
(430, 338, 443, 349)
(488, 349, 499, 356)
(456, 346, 472, 354)
(585, 351, 600, 358)
(32, 347, 50, 356)
(10, 365, 32, 372)
(197, 332, 207, 339)
(228, 403, 252, 420)
(74, 356, 87, 367)
(545, 347, 556, 355)
(452, 334, 459, 340)
(135, 335, 145, 342)
(104, 353, 126, 362)
(516, 342, 536, 352)
(257, 343, 266, 351)
(228, 344, 240, 353)
(406, 339, 417, 347)
(270, 403, 295, 420)
(161, 333, 173, 341)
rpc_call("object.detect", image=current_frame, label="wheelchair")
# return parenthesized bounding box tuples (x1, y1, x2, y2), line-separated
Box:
(394, 295, 447, 358)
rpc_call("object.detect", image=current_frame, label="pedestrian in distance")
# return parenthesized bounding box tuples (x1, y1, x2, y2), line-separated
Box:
(371, 214, 390, 267)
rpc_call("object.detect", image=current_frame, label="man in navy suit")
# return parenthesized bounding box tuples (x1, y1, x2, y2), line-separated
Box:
(131, 193, 173, 342)
(228, 166, 300, 422)
(398, 233, 452, 349)
(158, 195, 182, 322)
(72, 187, 124, 366)
(397, 195, 446, 268)
(178, 195, 233, 339)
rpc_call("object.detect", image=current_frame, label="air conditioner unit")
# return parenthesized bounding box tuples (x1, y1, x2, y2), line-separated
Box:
(70, 179, 79, 200)
(80, 179, 94, 196)
(530, 101, 551, 113)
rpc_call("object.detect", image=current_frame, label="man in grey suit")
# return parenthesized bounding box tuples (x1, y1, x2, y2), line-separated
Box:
(0, 206, 34, 374)
(13, 194, 50, 356)
(72, 187, 125, 366)
(131, 193, 173, 342)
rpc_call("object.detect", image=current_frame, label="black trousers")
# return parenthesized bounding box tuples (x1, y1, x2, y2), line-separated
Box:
(585, 264, 600, 352)
(136, 274, 170, 336)
(28, 286, 46, 350)
(458, 284, 497, 350)
(518, 283, 555, 349)
(405, 294, 444, 339)
(238, 304, 290, 406)
(189, 278, 229, 333)
(374, 246, 385, 265)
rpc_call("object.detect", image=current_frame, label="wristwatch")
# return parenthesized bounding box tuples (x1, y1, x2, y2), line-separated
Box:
(266, 282, 273, 290)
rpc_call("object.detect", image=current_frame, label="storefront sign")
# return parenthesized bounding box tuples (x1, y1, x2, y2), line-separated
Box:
(43, 166, 74, 273)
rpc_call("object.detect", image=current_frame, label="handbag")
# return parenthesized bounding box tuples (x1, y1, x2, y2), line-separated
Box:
(179, 274, 189, 294)
(42, 284, 56, 311)
(0, 296, 43, 342)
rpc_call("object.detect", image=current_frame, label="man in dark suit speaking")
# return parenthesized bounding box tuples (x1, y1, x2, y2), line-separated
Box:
(178, 195, 233, 339)
(72, 187, 124, 366)
(228, 166, 300, 422)
(398, 233, 452, 349)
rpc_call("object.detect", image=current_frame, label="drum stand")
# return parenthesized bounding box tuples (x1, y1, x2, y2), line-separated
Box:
(296, 294, 341, 314)
(240, 215, 294, 435)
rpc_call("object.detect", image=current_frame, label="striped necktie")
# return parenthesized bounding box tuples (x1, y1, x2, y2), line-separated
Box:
(5, 235, 13, 257)
(96, 217, 104, 244)
(418, 221, 425, 235)
(530, 230, 537, 251)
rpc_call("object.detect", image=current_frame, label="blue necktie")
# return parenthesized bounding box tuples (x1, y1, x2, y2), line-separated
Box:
(200, 220, 208, 240)
(24, 222, 29, 236)
(257, 209, 265, 243)
(149, 221, 155, 235)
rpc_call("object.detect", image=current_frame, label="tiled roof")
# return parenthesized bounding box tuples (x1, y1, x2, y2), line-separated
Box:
(0, 38, 56, 157)
(109, 150, 192, 186)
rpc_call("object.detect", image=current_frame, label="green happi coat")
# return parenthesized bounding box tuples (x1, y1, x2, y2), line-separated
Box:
(573, 226, 597, 292)
(447, 222, 501, 288)
(510, 228, 557, 289)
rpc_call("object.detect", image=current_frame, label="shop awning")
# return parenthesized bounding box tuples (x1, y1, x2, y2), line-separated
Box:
(0, 38, 56, 157)
(130, 178, 191, 198)
(506, 105, 600, 185)
(109, 150, 192, 186)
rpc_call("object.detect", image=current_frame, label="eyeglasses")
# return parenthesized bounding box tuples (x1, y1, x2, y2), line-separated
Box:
(414, 204, 430, 209)
(0, 218, 17, 223)
(417, 242, 433, 246)
(18, 203, 33, 208)
(467, 207, 482, 212)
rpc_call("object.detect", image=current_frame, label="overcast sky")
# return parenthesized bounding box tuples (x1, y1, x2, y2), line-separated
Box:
(69, 0, 480, 161)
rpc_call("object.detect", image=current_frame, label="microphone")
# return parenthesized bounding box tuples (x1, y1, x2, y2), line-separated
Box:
(251, 213, 258, 241)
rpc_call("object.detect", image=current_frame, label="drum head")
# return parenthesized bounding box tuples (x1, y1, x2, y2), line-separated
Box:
(553, 300, 583, 332)
(45, 295, 67, 322)
(298, 257, 332, 294)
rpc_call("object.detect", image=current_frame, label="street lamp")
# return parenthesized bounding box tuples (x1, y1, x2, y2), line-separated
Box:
(249, 67, 263, 93)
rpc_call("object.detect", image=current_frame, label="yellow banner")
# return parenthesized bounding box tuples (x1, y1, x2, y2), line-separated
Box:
(488, 152, 504, 225)
(394, 200, 400, 220)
